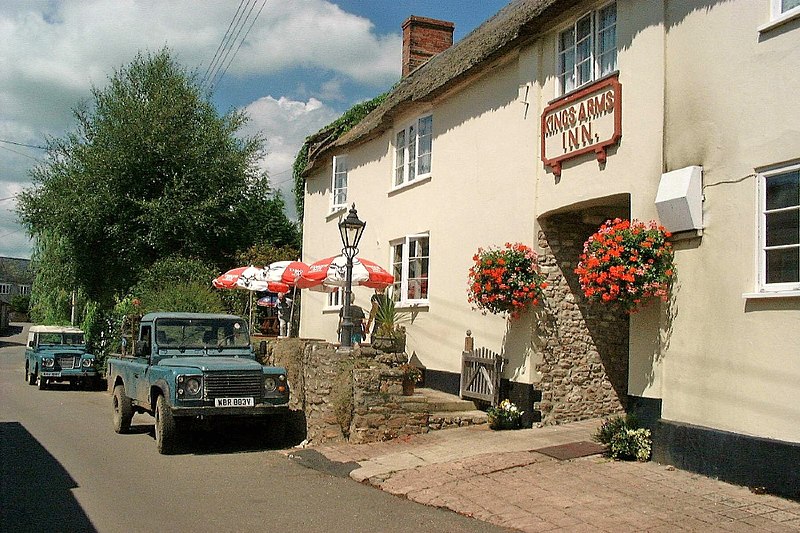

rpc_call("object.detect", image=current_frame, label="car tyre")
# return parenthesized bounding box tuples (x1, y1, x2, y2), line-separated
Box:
(155, 395, 178, 455)
(26, 363, 35, 385)
(112, 384, 134, 434)
(37, 373, 47, 390)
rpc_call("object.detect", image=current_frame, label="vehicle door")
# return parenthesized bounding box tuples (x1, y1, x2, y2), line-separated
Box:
(134, 325, 153, 406)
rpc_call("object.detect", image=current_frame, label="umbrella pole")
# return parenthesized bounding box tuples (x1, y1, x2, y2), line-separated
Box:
(288, 285, 298, 337)
(249, 291, 254, 334)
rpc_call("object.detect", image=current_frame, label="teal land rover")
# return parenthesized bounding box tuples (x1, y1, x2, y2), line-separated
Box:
(24, 325, 100, 389)
(106, 312, 289, 454)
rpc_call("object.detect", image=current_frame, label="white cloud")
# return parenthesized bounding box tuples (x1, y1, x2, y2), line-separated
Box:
(242, 95, 341, 219)
(0, 0, 401, 256)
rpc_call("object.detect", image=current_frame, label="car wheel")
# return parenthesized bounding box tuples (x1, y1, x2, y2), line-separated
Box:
(112, 384, 134, 434)
(37, 373, 47, 390)
(154, 395, 178, 455)
(25, 363, 35, 385)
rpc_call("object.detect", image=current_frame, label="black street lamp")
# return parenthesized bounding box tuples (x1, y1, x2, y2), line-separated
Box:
(338, 204, 366, 348)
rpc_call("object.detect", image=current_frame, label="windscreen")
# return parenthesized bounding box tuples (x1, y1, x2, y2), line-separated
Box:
(154, 318, 250, 349)
(38, 332, 85, 345)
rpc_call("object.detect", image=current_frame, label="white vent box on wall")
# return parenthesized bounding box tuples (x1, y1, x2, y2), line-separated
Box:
(655, 166, 703, 232)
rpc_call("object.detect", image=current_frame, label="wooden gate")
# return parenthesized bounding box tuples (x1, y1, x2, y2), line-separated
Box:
(460, 332, 505, 406)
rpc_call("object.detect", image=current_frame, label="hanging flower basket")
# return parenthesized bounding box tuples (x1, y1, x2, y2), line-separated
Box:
(575, 218, 676, 314)
(467, 243, 547, 319)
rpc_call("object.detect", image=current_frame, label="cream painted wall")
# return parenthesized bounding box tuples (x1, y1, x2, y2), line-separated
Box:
(658, 0, 800, 443)
(300, 0, 800, 443)
(302, 57, 542, 380)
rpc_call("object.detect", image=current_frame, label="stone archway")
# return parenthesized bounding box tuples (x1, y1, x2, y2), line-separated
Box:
(534, 206, 630, 425)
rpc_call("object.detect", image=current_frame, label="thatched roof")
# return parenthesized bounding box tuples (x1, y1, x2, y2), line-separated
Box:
(305, 0, 579, 174)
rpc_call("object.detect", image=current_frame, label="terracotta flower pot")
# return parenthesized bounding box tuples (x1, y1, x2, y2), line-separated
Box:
(402, 378, 415, 396)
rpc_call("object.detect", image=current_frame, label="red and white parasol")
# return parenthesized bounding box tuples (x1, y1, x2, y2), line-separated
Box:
(297, 255, 394, 290)
(264, 260, 309, 287)
(212, 266, 289, 293)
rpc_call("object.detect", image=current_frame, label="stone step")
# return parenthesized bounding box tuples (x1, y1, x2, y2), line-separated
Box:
(416, 387, 482, 412)
(427, 410, 488, 431)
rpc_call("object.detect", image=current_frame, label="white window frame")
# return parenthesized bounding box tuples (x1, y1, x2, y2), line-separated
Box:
(19, 285, 31, 295)
(330, 155, 348, 213)
(391, 233, 430, 305)
(325, 290, 342, 310)
(393, 115, 433, 188)
(556, 2, 617, 96)
(773, 0, 800, 18)
(0, 283, 11, 295)
(757, 163, 800, 294)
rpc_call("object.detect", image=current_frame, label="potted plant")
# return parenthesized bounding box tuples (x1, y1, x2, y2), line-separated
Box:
(575, 218, 676, 313)
(371, 294, 409, 353)
(467, 242, 547, 319)
(486, 399, 524, 430)
(397, 363, 422, 396)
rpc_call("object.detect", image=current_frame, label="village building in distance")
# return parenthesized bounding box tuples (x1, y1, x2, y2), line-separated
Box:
(298, 0, 800, 497)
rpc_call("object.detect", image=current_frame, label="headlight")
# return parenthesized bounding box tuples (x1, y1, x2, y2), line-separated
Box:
(82, 358, 93, 368)
(186, 377, 201, 395)
(176, 375, 202, 398)
(43, 358, 55, 368)
(264, 376, 277, 392)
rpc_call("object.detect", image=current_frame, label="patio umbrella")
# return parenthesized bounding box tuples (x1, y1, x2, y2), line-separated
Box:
(212, 266, 289, 333)
(297, 255, 394, 290)
(264, 260, 309, 287)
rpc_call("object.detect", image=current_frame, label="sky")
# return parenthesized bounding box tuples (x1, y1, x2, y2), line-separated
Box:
(0, 0, 510, 259)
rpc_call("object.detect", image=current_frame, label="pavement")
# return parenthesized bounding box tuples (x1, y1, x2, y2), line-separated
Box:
(289, 417, 800, 532)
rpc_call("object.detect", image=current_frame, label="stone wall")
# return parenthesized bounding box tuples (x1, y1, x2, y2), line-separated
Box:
(536, 213, 629, 425)
(349, 367, 429, 444)
(260, 339, 430, 445)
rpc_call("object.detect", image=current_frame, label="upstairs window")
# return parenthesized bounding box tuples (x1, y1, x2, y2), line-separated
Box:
(759, 164, 800, 292)
(391, 234, 430, 303)
(394, 115, 432, 187)
(19, 285, 31, 295)
(557, 2, 617, 95)
(0, 283, 10, 295)
(331, 155, 347, 212)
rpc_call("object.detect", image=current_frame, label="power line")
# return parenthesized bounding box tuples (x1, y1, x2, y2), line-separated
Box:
(210, 0, 267, 91)
(202, 0, 248, 87)
(0, 144, 42, 163)
(0, 138, 47, 150)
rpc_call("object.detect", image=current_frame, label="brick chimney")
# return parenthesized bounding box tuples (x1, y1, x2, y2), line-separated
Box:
(402, 16, 455, 77)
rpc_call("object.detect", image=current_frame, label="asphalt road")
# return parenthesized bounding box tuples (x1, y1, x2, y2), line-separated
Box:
(1, 323, 509, 533)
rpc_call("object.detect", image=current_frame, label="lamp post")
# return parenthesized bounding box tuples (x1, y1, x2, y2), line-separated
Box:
(338, 204, 366, 348)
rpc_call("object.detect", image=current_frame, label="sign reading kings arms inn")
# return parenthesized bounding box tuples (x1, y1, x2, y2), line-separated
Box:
(541, 75, 622, 176)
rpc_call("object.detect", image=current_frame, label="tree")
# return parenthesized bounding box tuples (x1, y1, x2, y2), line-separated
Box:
(18, 48, 299, 305)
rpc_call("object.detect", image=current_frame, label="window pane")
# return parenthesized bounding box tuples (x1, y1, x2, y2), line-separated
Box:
(766, 171, 799, 210)
(408, 124, 416, 181)
(599, 3, 616, 30)
(419, 115, 432, 137)
(766, 247, 800, 283)
(418, 154, 431, 175)
(395, 130, 406, 185)
(766, 210, 800, 246)
(783, 0, 800, 13)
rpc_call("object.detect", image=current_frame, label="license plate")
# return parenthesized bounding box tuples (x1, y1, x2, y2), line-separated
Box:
(41, 371, 61, 377)
(214, 397, 254, 407)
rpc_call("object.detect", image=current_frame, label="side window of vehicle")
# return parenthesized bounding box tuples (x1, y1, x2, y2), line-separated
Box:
(140, 326, 151, 344)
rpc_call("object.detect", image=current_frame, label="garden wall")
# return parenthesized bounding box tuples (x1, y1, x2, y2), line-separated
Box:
(258, 338, 428, 445)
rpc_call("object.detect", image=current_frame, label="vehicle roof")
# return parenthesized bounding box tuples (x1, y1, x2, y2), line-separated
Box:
(29, 325, 84, 334)
(141, 312, 244, 321)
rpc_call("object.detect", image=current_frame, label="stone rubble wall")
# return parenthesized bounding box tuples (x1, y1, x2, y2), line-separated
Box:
(259, 339, 438, 445)
(536, 213, 629, 425)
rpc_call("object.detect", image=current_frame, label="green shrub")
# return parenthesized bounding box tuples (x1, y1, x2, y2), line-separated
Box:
(10, 294, 30, 314)
(594, 414, 651, 462)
